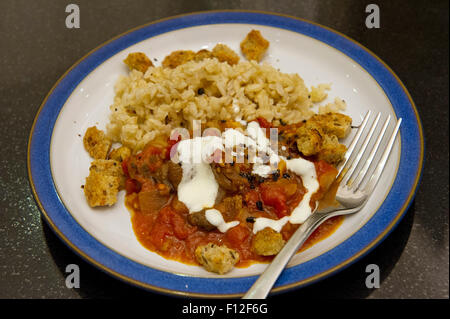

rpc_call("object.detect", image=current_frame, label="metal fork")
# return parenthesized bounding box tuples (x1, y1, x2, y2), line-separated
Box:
(243, 110, 402, 299)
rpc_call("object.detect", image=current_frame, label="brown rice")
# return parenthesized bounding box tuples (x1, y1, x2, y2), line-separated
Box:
(106, 57, 344, 152)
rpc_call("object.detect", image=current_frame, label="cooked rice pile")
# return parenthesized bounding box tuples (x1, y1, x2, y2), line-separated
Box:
(107, 58, 345, 152)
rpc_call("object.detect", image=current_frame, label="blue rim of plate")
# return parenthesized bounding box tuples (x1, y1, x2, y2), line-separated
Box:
(28, 10, 424, 297)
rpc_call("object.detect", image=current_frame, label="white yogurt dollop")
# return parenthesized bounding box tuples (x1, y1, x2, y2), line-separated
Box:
(175, 136, 223, 213)
(285, 157, 319, 224)
(252, 216, 290, 234)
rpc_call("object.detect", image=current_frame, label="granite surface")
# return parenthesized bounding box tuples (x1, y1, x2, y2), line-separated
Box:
(0, 0, 448, 299)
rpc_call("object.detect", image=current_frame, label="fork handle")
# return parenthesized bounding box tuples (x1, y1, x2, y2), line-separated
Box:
(242, 211, 333, 299)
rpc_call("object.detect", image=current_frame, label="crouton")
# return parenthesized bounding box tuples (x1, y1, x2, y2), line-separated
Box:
(317, 134, 347, 164)
(88, 159, 122, 177)
(240, 30, 269, 62)
(108, 146, 131, 162)
(195, 243, 239, 274)
(296, 125, 323, 156)
(84, 159, 122, 207)
(251, 227, 285, 256)
(212, 44, 240, 65)
(194, 49, 214, 61)
(162, 50, 196, 68)
(84, 174, 120, 207)
(83, 126, 111, 159)
(310, 112, 352, 138)
(295, 112, 351, 164)
(123, 52, 153, 73)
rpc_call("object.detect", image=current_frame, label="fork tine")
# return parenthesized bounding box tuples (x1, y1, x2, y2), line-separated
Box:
(342, 112, 381, 186)
(353, 115, 391, 190)
(337, 110, 372, 178)
(362, 118, 402, 194)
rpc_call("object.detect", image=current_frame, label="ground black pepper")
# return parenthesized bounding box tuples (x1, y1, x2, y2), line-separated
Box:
(246, 217, 256, 223)
(256, 201, 263, 211)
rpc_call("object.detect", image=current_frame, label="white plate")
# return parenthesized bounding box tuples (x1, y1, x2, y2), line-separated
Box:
(29, 11, 423, 296)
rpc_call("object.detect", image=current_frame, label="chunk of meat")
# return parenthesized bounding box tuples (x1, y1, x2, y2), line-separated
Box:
(195, 243, 239, 274)
(108, 146, 131, 162)
(154, 162, 169, 185)
(211, 163, 250, 192)
(83, 126, 111, 159)
(167, 161, 182, 188)
(127, 145, 174, 189)
(171, 196, 189, 214)
(84, 159, 122, 207)
(138, 186, 170, 214)
(187, 210, 216, 231)
(251, 227, 285, 256)
(211, 44, 240, 65)
(240, 30, 269, 62)
(215, 195, 243, 220)
(162, 50, 196, 69)
(123, 52, 153, 73)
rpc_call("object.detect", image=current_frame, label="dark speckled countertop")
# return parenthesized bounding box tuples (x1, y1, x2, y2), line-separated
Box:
(0, 0, 448, 299)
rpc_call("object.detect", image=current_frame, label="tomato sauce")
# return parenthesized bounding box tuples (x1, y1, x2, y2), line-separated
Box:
(123, 119, 345, 269)
(125, 161, 344, 268)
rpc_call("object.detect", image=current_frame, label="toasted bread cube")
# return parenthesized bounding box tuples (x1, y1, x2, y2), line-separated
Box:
(83, 126, 111, 159)
(251, 227, 285, 256)
(90, 158, 125, 190)
(123, 52, 153, 73)
(195, 243, 239, 274)
(240, 30, 269, 62)
(310, 112, 352, 138)
(84, 173, 120, 207)
(212, 44, 240, 65)
(84, 159, 122, 207)
(317, 134, 347, 164)
(194, 49, 214, 61)
(108, 146, 131, 162)
(296, 125, 323, 156)
(295, 112, 351, 164)
(84, 161, 121, 207)
(162, 50, 196, 69)
(88, 159, 122, 176)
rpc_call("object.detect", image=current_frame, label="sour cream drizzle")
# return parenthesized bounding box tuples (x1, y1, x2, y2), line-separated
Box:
(176, 136, 223, 213)
(174, 121, 320, 234)
(285, 158, 320, 224)
(253, 216, 290, 234)
(205, 209, 240, 233)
